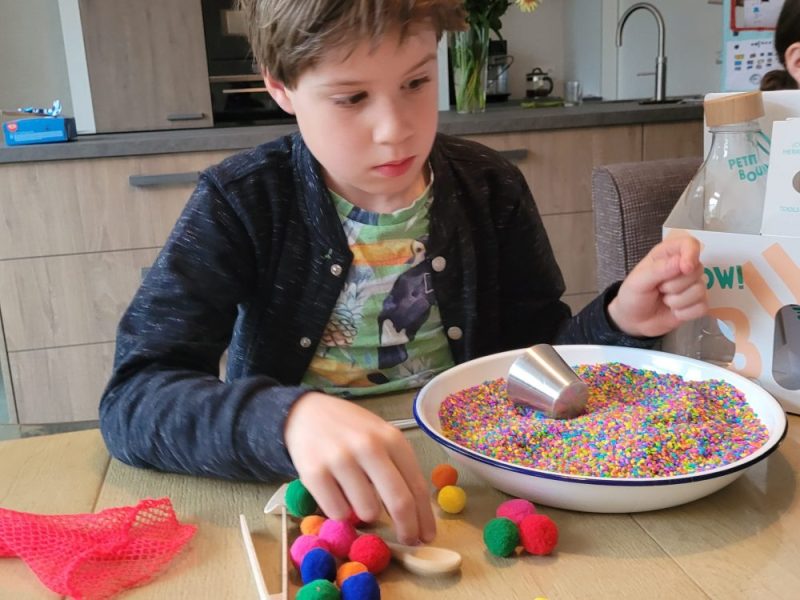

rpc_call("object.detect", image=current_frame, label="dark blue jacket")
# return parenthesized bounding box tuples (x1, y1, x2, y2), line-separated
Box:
(99, 132, 653, 481)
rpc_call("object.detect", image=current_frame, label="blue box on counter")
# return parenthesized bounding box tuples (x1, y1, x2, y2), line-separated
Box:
(2, 116, 77, 146)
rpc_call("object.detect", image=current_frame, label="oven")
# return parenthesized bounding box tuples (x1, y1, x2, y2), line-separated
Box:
(201, 0, 295, 125)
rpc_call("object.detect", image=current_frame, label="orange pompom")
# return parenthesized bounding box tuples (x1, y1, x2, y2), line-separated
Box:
(431, 463, 458, 489)
(336, 561, 368, 587)
(300, 515, 326, 536)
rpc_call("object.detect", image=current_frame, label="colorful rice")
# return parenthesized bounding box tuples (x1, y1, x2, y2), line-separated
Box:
(438, 362, 770, 478)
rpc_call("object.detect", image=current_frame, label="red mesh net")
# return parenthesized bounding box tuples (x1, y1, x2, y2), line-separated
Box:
(0, 497, 196, 600)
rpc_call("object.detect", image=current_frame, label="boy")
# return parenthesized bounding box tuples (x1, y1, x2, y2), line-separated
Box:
(99, 0, 707, 546)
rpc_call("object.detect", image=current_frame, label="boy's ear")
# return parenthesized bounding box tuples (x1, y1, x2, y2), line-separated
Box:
(262, 69, 295, 114)
(785, 42, 800, 87)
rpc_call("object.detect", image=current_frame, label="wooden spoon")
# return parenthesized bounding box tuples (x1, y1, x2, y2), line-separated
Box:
(383, 540, 462, 576)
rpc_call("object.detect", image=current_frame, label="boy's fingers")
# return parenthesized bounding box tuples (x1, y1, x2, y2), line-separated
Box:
(387, 439, 436, 543)
(658, 264, 705, 295)
(329, 457, 383, 524)
(663, 281, 708, 312)
(302, 469, 353, 522)
(632, 237, 701, 291)
(360, 446, 424, 545)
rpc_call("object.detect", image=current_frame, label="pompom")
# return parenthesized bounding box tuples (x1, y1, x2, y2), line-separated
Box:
(301, 515, 327, 536)
(290, 534, 331, 568)
(496, 498, 536, 525)
(286, 478, 318, 517)
(296, 578, 340, 600)
(336, 561, 368, 587)
(341, 571, 381, 600)
(519, 514, 559, 555)
(318, 519, 358, 559)
(300, 547, 337, 584)
(347, 511, 368, 528)
(348, 533, 391, 574)
(483, 517, 520, 557)
(431, 463, 458, 489)
(437, 485, 467, 514)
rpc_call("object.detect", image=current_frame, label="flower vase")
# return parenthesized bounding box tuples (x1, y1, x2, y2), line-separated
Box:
(450, 25, 490, 114)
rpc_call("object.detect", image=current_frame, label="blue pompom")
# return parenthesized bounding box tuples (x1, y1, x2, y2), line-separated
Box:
(341, 571, 381, 600)
(300, 547, 336, 584)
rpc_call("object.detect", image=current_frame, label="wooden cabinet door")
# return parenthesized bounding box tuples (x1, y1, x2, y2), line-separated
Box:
(463, 126, 642, 303)
(643, 121, 703, 161)
(0, 151, 232, 260)
(79, 0, 213, 132)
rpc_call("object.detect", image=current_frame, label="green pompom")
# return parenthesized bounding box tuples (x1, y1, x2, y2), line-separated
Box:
(286, 478, 318, 518)
(483, 517, 520, 557)
(296, 578, 340, 600)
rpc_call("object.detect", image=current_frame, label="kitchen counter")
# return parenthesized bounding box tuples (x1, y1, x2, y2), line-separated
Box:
(2, 391, 800, 599)
(0, 100, 703, 164)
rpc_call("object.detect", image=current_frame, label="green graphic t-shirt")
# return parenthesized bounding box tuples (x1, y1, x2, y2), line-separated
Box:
(302, 185, 455, 396)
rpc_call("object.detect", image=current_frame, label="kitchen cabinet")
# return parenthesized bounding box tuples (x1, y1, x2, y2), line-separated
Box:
(0, 150, 232, 423)
(77, 0, 213, 133)
(465, 120, 702, 311)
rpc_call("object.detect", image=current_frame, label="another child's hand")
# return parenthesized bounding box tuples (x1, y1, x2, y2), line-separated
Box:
(607, 235, 708, 338)
(284, 391, 435, 546)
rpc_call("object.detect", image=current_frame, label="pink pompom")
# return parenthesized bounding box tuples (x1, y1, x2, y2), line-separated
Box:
(290, 534, 331, 568)
(519, 513, 559, 556)
(348, 534, 391, 574)
(496, 498, 537, 525)
(318, 519, 358, 559)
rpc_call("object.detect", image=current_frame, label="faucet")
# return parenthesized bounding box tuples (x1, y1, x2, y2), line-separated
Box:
(616, 2, 667, 103)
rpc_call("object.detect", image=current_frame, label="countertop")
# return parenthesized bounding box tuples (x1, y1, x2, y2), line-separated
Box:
(0, 99, 703, 165)
(2, 391, 800, 599)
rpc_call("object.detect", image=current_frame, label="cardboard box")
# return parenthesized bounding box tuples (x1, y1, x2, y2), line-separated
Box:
(761, 118, 800, 237)
(2, 116, 77, 146)
(663, 93, 800, 414)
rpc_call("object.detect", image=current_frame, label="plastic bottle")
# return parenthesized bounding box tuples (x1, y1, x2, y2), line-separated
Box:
(676, 91, 770, 366)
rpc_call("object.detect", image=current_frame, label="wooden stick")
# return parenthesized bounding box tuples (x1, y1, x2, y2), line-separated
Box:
(239, 514, 270, 600)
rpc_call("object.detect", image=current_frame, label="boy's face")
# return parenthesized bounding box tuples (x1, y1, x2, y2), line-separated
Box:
(264, 27, 440, 212)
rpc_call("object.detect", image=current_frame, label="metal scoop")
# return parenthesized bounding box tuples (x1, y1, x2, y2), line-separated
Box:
(506, 344, 588, 419)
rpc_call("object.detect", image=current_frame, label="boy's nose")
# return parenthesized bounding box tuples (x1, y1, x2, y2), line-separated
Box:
(372, 98, 412, 145)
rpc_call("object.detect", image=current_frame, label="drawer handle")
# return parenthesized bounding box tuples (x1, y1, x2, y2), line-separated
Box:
(222, 88, 268, 94)
(129, 172, 199, 187)
(166, 112, 206, 121)
(498, 149, 528, 162)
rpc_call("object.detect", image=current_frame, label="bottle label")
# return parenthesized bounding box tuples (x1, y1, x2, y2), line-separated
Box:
(728, 153, 768, 182)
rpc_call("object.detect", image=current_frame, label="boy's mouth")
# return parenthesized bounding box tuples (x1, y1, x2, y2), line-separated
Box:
(374, 156, 415, 177)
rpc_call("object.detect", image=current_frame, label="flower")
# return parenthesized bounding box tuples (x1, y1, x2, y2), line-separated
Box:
(463, 0, 542, 38)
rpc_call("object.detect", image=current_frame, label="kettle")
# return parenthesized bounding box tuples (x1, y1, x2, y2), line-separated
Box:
(526, 67, 554, 98)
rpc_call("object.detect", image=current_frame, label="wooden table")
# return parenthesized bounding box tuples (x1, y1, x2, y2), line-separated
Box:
(2, 393, 800, 599)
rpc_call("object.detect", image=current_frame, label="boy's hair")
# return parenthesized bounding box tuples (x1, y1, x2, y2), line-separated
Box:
(237, 0, 466, 88)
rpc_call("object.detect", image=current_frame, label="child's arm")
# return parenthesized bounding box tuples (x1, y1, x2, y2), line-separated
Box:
(99, 174, 303, 482)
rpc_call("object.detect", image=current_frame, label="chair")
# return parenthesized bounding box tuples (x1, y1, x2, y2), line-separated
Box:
(591, 157, 702, 290)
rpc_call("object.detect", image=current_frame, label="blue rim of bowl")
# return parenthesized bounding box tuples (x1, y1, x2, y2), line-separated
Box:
(412, 391, 789, 487)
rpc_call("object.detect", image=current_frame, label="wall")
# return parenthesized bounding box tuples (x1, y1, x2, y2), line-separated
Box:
(1, 0, 724, 118)
(498, 0, 566, 100)
(0, 0, 73, 115)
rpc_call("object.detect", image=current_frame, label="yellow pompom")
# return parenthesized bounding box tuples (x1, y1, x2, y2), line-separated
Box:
(437, 485, 467, 514)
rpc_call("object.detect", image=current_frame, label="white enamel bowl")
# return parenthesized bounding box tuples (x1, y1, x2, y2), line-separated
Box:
(413, 345, 787, 513)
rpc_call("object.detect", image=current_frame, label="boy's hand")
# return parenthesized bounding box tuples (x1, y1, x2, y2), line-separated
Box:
(607, 235, 708, 338)
(284, 391, 435, 546)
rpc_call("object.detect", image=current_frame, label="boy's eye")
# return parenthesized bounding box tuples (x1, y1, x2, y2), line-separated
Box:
(406, 76, 432, 90)
(333, 91, 368, 106)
